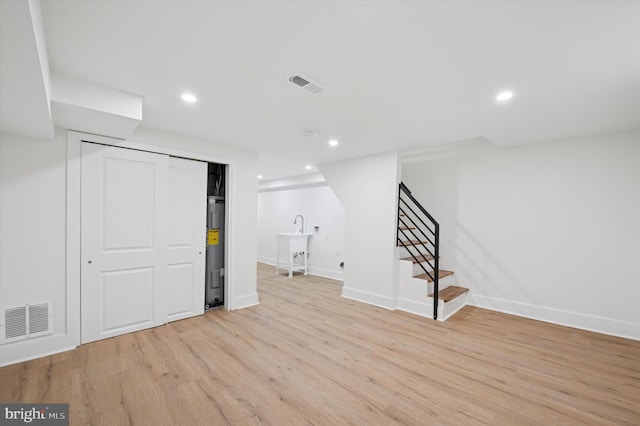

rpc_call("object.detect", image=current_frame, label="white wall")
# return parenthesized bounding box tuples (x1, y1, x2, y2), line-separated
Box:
(0, 0, 54, 139)
(319, 152, 400, 309)
(257, 184, 345, 280)
(402, 131, 640, 339)
(0, 126, 259, 366)
(0, 130, 69, 357)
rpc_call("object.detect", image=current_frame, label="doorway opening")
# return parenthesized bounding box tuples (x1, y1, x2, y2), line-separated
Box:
(205, 162, 226, 310)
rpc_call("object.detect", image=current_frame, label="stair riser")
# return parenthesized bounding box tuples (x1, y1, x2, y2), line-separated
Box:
(435, 292, 468, 321)
(421, 274, 457, 295)
(412, 263, 434, 276)
(398, 250, 435, 261)
(398, 244, 435, 257)
(406, 273, 457, 293)
(396, 291, 467, 322)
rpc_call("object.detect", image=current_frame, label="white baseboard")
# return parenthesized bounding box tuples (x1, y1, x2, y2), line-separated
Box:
(257, 256, 275, 265)
(341, 287, 396, 310)
(257, 257, 344, 281)
(308, 267, 344, 281)
(0, 334, 77, 367)
(234, 293, 260, 310)
(470, 294, 640, 341)
(397, 294, 467, 322)
(397, 297, 433, 318)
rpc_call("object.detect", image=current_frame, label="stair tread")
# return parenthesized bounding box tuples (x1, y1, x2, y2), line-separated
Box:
(414, 269, 454, 282)
(400, 254, 435, 263)
(428, 285, 469, 302)
(398, 226, 416, 231)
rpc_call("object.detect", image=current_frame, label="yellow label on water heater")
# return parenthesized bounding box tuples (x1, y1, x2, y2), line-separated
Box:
(208, 229, 219, 245)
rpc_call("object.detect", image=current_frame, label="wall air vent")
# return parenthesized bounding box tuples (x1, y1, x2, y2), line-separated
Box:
(2, 306, 26, 342)
(0, 301, 53, 344)
(289, 74, 324, 94)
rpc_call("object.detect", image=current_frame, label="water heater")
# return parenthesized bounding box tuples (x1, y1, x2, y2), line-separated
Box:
(205, 196, 224, 308)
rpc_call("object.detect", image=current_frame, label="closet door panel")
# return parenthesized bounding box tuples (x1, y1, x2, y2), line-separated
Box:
(81, 143, 169, 343)
(166, 157, 207, 321)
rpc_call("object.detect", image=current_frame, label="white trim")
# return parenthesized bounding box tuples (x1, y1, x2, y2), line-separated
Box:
(397, 297, 434, 319)
(341, 287, 396, 310)
(66, 132, 82, 348)
(397, 293, 468, 322)
(225, 163, 236, 310)
(71, 131, 237, 166)
(470, 294, 640, 342)
(234, 293, 260, 309)
(307, 266, 344, 282)
(258, 257, 344, 281)
(0, 335, 77, 367)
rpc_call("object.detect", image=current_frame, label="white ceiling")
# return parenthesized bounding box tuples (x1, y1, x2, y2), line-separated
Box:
(14, 1, 640, 179)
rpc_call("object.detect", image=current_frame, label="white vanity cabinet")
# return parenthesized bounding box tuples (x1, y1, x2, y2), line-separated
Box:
(276, 233, 312, 277)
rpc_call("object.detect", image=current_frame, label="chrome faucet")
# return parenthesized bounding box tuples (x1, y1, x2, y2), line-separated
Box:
(293, 214, 304, 233)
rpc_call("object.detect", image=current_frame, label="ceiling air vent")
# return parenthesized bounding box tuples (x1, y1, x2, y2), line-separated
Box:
(289, 74, 323, 94)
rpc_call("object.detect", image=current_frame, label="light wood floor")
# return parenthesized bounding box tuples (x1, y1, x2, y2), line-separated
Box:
(2, 262, 639, 425)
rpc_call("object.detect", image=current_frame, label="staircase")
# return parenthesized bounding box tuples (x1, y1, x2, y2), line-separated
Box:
(396, 182, 469, 321)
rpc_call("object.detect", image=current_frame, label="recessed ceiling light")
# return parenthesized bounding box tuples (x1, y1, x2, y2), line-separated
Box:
(257, 175, 263, 179)
(305, 165, 312, 170)
(181, 93, 198, 103)
(304, 129, 317, 137)
(328, 139, 339, 147)
(496, 91, 513, 102)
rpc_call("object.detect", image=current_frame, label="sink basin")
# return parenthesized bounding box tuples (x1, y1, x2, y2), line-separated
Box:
(276, 232, 313, 237)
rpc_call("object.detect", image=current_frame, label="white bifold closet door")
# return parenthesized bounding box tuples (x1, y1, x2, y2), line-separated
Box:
(81, 143, 206, 344)
(166, 157, 207, 322)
